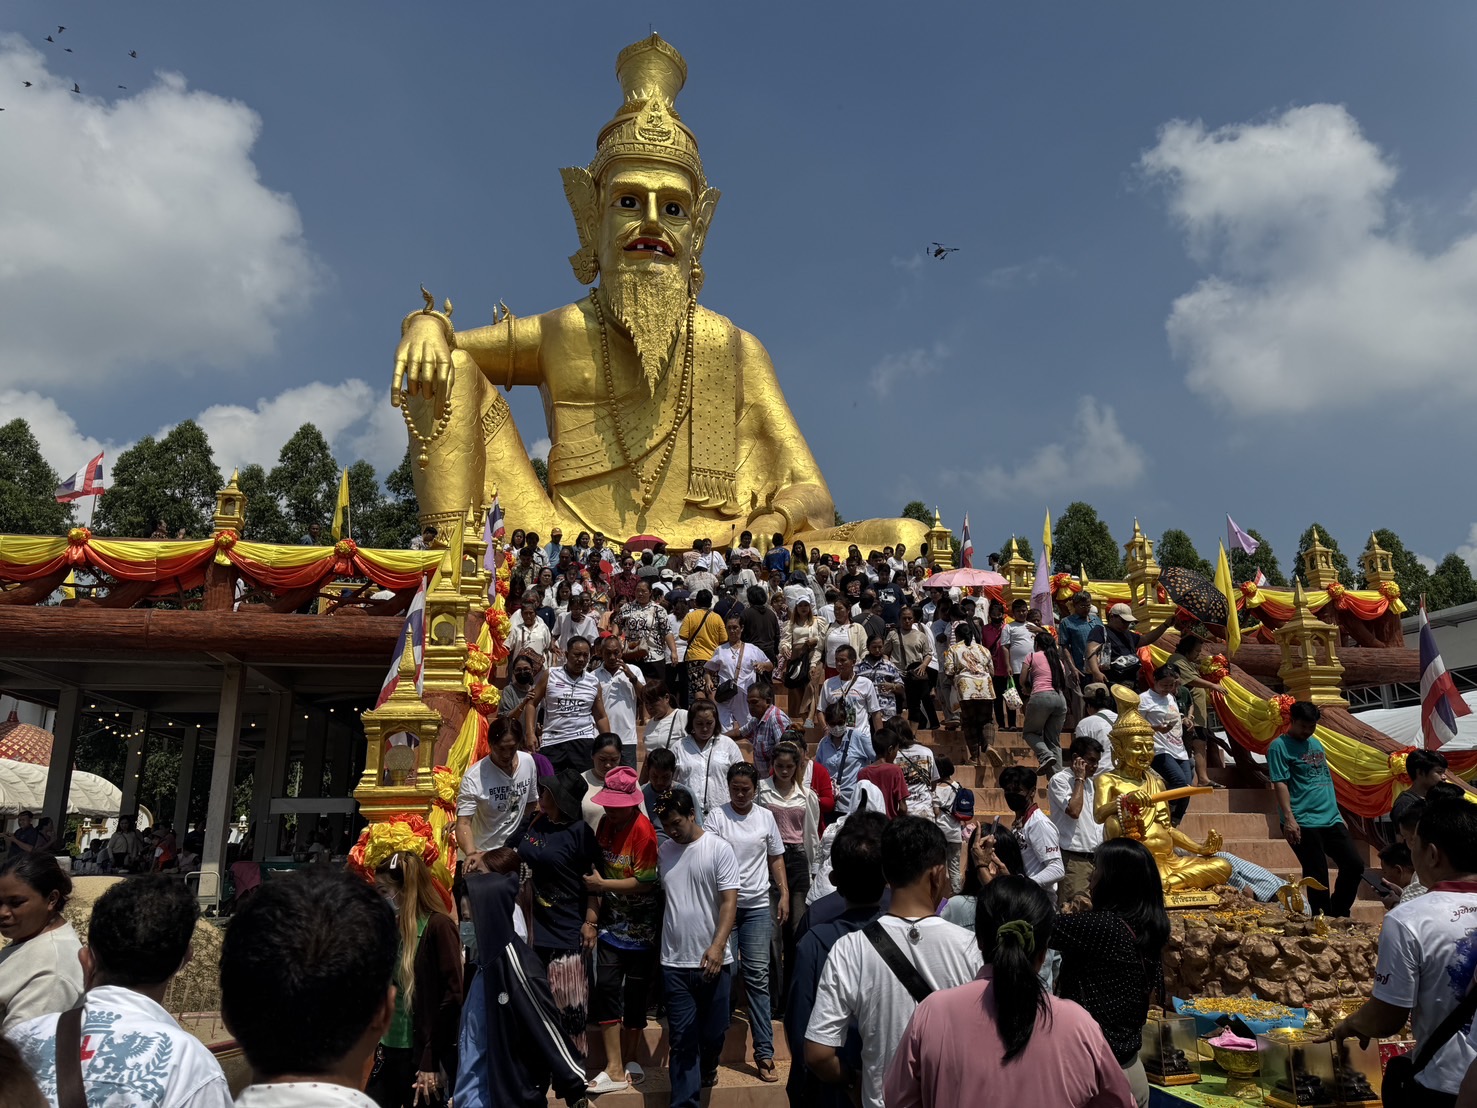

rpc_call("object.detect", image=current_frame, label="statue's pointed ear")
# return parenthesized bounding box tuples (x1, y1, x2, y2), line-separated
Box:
(560, 167, 599, 285)
(689, 187, 720, 296)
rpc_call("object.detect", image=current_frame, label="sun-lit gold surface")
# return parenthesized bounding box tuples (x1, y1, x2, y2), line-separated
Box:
(1094, 685, 1233, 892)
(390, 34, 926, 551)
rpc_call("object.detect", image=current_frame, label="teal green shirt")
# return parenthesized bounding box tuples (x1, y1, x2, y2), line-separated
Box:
(1266, 734, 1341, 828)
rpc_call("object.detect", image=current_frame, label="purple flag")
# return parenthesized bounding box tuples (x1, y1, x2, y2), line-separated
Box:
(1226, 515, 1259, 556)
(1030, 550, 1055, 628)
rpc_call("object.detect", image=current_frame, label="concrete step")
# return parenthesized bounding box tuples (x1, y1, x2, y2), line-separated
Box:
(584, 1013, 787, 1070)
(558, 1060, 791, 1105)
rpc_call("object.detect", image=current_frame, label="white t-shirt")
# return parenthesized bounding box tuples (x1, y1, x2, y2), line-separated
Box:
(1138, 689, 1186, 760)
(0, 923, 83, 1032)
(667, 612, 685, 662)
(553, 611, 601, 653)
(896, 745, 940, 818)
(1074, 709, 1118, 773)
(1018, 807, 1064, 893)
(10, 984, 233, 1108)
(1048, 769, 1105, 855)
(823, 625, 854, 667)
(1001, 622, 1036, 675)
(457, 752, 538, 852)
(643, 709, 689, 755)
(507, 612, 552, 662)
(595, 663, 645, 746)
(705, 803, 785, 909)
(673, 734, 746, 817)
(806, 915, 983, 1108)
(819, 675, 882, 739)
(236, 1083, 379, 1108)
(705, 643, 765, 731)
(658, 830, 741, 968)
(933, 782, 964, 843)
(1372, 889, 1477, 1094)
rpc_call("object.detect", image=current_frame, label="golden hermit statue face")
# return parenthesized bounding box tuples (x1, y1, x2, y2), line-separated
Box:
(597, 163, 697, 277)
(1115, 731, 1156, 777)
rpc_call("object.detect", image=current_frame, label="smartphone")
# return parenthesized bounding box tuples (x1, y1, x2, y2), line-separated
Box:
(1361, 867, 1387, 892)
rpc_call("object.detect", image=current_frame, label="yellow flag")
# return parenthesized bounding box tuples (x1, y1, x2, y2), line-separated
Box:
(331, 468, 350, 540)
(61, 570, 76, 601)
(1215, 542, 1241, 656)
(1042, 510, 1053, 569)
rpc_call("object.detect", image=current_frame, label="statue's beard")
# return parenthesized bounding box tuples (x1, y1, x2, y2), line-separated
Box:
(602, 261, 691, 391)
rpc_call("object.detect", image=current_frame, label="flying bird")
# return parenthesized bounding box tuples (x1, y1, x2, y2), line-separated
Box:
(57, 26, 66, 33)
(117, 85, 127, 89)
(70, 83, 80, 94)
(129, 50, 138, 58)
(22, 81, 32, 87)
(930, 242, 959, 259)
(63, 48, 73, 53)
(44, 35, 53, 43)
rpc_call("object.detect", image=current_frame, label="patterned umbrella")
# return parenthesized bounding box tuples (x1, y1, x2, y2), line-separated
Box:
(1159, 566, 1229, 627)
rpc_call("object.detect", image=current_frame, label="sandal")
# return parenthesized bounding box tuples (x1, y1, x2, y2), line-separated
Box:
(757, 1058, 779, 1083)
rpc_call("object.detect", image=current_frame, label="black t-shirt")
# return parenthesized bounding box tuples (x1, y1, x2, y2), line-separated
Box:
(515, 815, 604, 952)
(740, 604, 780, 662)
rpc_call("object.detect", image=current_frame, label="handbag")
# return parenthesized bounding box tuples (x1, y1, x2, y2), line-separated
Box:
(1003, 677, 1023, 713)
(714, 643, 745, 702)
(784, 638, 812, 689)
(1381, 982, 1477, 1105)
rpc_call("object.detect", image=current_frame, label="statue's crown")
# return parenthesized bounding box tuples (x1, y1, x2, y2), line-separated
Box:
(1108, 684, 1155, 746)
(589, 35, 705, 188)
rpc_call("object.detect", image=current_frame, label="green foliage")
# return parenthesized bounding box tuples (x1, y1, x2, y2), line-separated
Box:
(1428, 554, 1477, 611)
(901, 501, 932, 525)
(1359, 529, 1429, 600)
(368, 449, 421, 549)
(998, 536, 1034, 565)
(235, 463, 292, 543)
(1052, 502, 1121, 578)
(268, 424, 339, 541)
(531, 457, 550, 494)
(1229, 528, 1287, 587)
(0, 419, 72, 535)
(1295, 523, 1355, 588)
(94, 420, 222, 538)
(344, 460, 384, 542)
(1156, 529, 1213, 579)
(833, 508, 846, 527)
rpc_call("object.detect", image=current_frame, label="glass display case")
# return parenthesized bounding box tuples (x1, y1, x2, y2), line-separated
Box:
(1141, 1013, 1200, 1086)
(1259, 1030, 1337, 1107)
(1330, 1037, 1381, 1107)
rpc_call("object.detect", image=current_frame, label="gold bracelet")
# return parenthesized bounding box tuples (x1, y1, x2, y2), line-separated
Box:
(400, 308, 456, 347)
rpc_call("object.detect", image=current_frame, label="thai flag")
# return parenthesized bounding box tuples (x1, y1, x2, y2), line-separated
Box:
(960, 514, 974, 568)
(54, 452, 105, 502)
(483, 493, 505, 573)
(376, 575, 428, 708)
(1254, 568, 1268, 588)
(1420, 601, 1470, 750)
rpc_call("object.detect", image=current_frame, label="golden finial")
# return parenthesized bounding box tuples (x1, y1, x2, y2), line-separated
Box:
(1009, 537, 1019, 556)
(1292, 578, 1308, 610)
(932, 506, 943, 528)
(420, 285, 434, 311)
(1131, 518, 1144, 542)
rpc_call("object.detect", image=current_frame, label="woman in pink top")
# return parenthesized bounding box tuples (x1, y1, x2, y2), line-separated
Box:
(1020, 632, 1069, 776)
(883, 876, 1134, 1108)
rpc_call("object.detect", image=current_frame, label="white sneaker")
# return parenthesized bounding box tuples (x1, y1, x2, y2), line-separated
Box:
(586, 1071, 629, 1095)
(624, 1062, 646, 1085)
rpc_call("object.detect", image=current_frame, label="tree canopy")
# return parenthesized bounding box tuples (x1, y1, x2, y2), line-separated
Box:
(1428, 554, 1477, 612)
(901, 501, 932, 525)
(1229, 528, 1288, 587)
(1295, 523, 1356, 588)
(235, 463, 291, 543)
(0, 420, 73, 535)
(1156, 529, 1213, 579)
(94, 420, 222, 538)
(268, 424, 339, 542)
(1360, 529, 1430, 601)
(1053, 502, 1121, 578)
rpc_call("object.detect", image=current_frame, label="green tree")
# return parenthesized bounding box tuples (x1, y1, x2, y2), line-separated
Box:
(531, 457, 550, 494)
(1295, 523, 1355, 588)
(369, 449, 421, 549)
(1229, 528, 1287, 587)
(1428, 554, 1477, 612)
(833, 508, 846, 527)
(94, 420, 222, 538)
(901, 501, 932, 525)
(268, 424, 339, 542)
(1052, 502, 1121, 578)
(1156, 529, 1213, 578)
(1358, 529, 1430, 601)
(344, 460, 384, 544)
(0, 419, 73, 535)
(235, 463, 291, 543)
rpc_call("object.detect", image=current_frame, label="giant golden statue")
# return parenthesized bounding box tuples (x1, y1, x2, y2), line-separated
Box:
(391, 35, 927, 552)
(1094, 687, 1233, 892)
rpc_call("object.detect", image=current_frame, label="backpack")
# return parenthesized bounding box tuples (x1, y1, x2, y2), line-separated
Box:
(949, 783, 975, 823)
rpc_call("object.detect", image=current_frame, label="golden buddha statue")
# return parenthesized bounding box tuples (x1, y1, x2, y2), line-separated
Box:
(1094, 686, 1233, 892)
(390, 34, 928, 553)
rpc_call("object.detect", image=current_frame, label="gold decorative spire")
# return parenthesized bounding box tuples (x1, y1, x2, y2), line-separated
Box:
(1275, 578, 1347, 706)
(588, 34, 705, 187)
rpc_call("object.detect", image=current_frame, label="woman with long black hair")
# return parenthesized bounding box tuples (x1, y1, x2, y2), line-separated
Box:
(884, 876, 1134, 1107)
(0, 853, 82, 1032)
(1051, 838, 1169, 1108)
(1021, 630, 1070, 775)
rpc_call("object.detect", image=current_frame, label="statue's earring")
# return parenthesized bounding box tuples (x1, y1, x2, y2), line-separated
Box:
(690, 260, 705, 297)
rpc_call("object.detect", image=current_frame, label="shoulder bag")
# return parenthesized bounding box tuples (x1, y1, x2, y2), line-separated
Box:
(863, 919, 934, 1005)
(715, 642, 746, 702)
(1382, 983, 1477, 1105)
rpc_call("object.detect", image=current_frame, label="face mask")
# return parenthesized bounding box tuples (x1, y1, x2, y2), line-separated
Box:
(828, 725, 847, 738)
(514, 672, 532, 686)
(1004, 792, 1029, 815)
(459, 920, 477, 950)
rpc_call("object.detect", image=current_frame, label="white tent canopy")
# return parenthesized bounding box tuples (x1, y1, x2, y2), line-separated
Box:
(1353, 691, 1477, 753)
(0, 759, 124, 817)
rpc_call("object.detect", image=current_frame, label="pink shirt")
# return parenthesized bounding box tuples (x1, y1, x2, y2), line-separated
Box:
(768, 802, 807, 846)
(883, 968, 1134, 1108)
(1025, 651, 1057, 694)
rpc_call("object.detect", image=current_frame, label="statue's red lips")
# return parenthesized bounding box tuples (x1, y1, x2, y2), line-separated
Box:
(624, 237, 674, 257)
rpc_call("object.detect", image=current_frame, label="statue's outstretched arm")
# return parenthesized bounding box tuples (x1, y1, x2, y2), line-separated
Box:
(454, 315, 545, 389)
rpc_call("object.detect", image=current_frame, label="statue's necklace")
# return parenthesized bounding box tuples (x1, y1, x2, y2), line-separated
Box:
(590, 290, 696, 509)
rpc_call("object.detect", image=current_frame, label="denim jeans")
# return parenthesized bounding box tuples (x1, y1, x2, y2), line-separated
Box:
(729, 903, 775, 1059)
(1022, 689, 1067, 768)
(1151, 752, 1194, 823)
(663, 965, 732, 1108)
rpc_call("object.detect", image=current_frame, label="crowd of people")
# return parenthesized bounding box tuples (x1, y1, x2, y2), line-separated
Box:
(4, 528, 1477, 1107)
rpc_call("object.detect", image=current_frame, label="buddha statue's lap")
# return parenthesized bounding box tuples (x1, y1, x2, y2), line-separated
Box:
(390, 35, 925, 553)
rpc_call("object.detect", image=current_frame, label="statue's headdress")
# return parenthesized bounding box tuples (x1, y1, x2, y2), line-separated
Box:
(562, 35, 720, 289)
(1108, 684, 1155, 762)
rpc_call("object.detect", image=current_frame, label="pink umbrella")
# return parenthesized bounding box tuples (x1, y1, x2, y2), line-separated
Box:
(623, 534, 667, 553)
(924, 567, 1006, 589)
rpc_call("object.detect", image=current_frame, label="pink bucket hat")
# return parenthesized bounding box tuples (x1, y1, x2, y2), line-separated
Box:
(592, 766, 643, 808)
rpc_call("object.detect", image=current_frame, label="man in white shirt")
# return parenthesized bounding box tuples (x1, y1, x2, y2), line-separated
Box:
(1000, 599, 1039, 682)
(552, 592, 600, 658)
(10, 877, 233, 1108)
(818, 645, 883, 742)
(222, 872, 396, 1108)
(693, 538, 727, 577)
(805, 817, 982, 1108)
(595, 636, 646, 768)
(1074, 683, 1117, 773)
(1000, 765, 1064, 895)
(1336, 797, 1477, 1102)
(457, 717, 539, 867)
(655, 787, 741, 1108)
(507, 592, 553, 668)
(1048, 736, 1104, 906)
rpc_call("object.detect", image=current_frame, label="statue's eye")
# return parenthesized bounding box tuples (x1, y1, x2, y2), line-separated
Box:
(618, 196, 639, 209)
(664, 201, 686, 217)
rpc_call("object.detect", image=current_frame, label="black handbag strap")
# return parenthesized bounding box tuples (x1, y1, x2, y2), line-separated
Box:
(863, 919, 934, 1006)
(56, 1005, 87, 1108)
(1408, 979, 1477, 1077)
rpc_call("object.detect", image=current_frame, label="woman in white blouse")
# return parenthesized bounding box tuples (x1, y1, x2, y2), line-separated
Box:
(704, 615, 773, 733)
(778, 597, 827, 724)
(672, 699, 746, 819)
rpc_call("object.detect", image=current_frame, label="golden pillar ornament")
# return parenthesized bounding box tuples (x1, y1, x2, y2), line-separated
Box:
(1274, 581, 1348, 707)
(354, 635, 443, 823)
(925, 508, 955, 570)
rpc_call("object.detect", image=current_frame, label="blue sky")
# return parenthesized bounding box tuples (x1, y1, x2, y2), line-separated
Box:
(4, 3, 1477, 570)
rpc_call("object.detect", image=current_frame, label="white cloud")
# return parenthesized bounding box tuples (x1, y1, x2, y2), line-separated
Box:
(528, 437, 551, 462)
(985, 256, 1070, 290)
(1141, 104, 1477, 417)
(946, 396, 1146, 500)
(1417, 553, 1438, 573)
(0, 36, 320, 389)
(1456, 526, 1477, 575)
(0, 389, 116, 474)
(194, 380, 381, 474)
(890, 253, 925, 276)
(868, 343, 949, 398)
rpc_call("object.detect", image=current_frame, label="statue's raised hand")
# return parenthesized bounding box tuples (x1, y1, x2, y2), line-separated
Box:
(392, 314, 455, 409)
(1200, 829, 1223, 856)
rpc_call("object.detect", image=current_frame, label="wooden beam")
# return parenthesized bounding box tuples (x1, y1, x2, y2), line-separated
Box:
(0, 571, 69, 605)
(40, 688, 81, 830)
(199, 665, 245, 907)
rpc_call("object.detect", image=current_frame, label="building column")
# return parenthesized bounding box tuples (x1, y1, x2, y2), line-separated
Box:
(200, 666, 245, 907)
(118, 709, 150, 818)
(324, 720, 352, 848)
(252, 692, 292, 862)
(173, 725, 200, 835)
(294, 710, 329, 850)
(41, 688, 82, 832)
